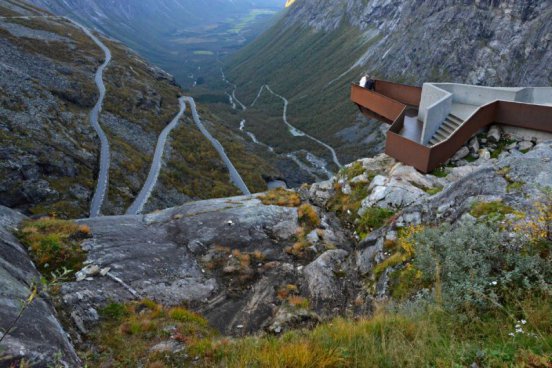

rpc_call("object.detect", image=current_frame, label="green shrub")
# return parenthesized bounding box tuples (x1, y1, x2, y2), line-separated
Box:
(412, 223, 551, 312)
(356, 207, 395, 239)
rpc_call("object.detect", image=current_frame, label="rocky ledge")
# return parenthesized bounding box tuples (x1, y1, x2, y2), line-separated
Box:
(1, 134, 551, 366)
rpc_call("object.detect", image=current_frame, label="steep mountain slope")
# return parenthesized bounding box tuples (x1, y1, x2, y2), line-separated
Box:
(28, 0, 284, 85)
(0, 0, 276, 218)
(224, 0, 552, 166)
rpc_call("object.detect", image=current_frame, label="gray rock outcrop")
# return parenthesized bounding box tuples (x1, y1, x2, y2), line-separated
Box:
(59, 195, 354, 337)
(0, 206, 80, 367)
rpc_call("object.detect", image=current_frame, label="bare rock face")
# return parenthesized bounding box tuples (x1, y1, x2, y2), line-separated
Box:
(0, 206, 80, 367)
(59, 195, 354, 337)
(286, 0, 552, 86)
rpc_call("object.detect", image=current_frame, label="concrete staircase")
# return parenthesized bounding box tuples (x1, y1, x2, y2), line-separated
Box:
(428, 114, 464, 146)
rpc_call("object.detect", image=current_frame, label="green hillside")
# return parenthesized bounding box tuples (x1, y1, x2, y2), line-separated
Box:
(224, 20, 385, 164)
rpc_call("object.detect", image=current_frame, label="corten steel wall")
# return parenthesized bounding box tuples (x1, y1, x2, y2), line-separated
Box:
(351, 84, 406, 123)
(496, 101, 552, 129)
(374, 80, 422, 107)
(351, 82, 552, 173)
(385, 109, 432, 170)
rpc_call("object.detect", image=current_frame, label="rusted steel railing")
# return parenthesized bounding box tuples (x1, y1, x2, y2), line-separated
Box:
(351, 81, 552, 173)
(374, 80, 422, 107)
(351, 84, 406, 123)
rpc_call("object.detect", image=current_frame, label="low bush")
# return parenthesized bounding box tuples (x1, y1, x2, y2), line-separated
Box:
(412, 223, 551, 312)
(17, 217, 90, 279)
(258, 188, 301, 207)
(356, 207, 395, 239)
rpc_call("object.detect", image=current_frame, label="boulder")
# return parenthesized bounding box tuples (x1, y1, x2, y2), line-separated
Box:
(452, 146, 470, 161)
(487, 125, 502, 143)
(303, 250, 350, 308)
(479, 148, 492, 160)
(468, 137, 480, 153)
(518, 140, 534, 151)
(308, 180, 334, 207)
(361, 177, 427, 210)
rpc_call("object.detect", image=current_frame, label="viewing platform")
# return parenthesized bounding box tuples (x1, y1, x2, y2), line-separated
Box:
(351, 80, 552, 173)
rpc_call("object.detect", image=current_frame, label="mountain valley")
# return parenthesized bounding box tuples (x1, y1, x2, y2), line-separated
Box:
(0, 0, 551, 367)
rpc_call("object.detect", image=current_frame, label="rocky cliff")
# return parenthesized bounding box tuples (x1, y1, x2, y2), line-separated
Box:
(2, 123, 550, 365)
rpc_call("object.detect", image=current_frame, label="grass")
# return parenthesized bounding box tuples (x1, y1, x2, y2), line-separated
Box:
(356, 207, 395, 239)
(297, 203, 321, 230)
(17, 217, 90, 278)
(85, 300, 218, 367)
(340, 161, 365, 179)
(425, 186, 443, 195)
(327, 182, 371, 225)
(209, 297, 552, 368)
(491, 138, 517, 159)
(470, 200, 516, 222)
(258, 188, 301, 207)
(430, 166, 449, 178)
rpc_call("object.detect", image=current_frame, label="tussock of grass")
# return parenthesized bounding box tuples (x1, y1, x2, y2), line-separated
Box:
(327, 182, 371, 225)
(258, 188, 301, 207)
(356, 207, 395, 239)
(212, 297, 551, 368)
(297, 203, 321, 230)
(17, 217, 90, 278)
(86, 300, 217, 367)
(340, 161, 365, 179)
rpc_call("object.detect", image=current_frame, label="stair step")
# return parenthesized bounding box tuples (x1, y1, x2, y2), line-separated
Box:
(429, 138, 441, 146)
(435, 131, 449, 141)
(443, 121, 459, 131)
(445, 118, 462, 128)
(440, 124, 456, 135)
(448, 114, 464, 124)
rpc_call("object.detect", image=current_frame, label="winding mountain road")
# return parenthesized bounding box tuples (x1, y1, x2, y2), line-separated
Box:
(70, 20, 112, 218)
(217, 63, 341, 179)
(264, 85, 343, 169)
(126, 97, 187, 215)
(185, 97, 251, 196)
